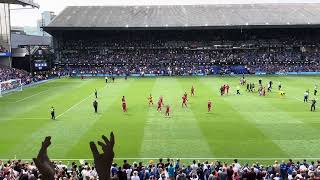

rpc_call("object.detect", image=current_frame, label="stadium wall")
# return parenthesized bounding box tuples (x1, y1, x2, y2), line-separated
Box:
(0, 57, 10, 66)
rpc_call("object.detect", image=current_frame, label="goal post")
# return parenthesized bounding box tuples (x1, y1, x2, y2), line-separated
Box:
(0, 79, 22, 97)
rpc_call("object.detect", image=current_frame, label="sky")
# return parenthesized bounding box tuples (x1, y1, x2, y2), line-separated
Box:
(10, 0, 320, 27)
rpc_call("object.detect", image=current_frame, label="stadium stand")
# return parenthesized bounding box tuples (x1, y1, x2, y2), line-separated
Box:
(43, 4, 320, 76)
(0, 65, 48, 90)
(51, 30, 320, 76)
(0, 65, 31, 83)
(2, 3, 320, 180)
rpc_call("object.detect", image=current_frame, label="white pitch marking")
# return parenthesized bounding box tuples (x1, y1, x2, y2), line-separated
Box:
(293, 96, 318, 109)
(56, 86, 107, 118)
(0, 117, 49, 121)
(15, 90, 49, 103)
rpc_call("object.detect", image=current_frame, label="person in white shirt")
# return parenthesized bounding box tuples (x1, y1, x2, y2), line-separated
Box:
(126, 168, 133, 180)
(89, 167, 98, 178)
(190, 160, 198, 174)
(131, 171, 140, 180)
(81, 167, 91, 180)
(233, 159, 241, 170)
(296, 172, 303, 179)
(57, 161, 67, 170)
(274, 173, 281, 180)
(190, 174, 199, 180)
(299, 164, 307, 172)
(304, 90, 309, 102)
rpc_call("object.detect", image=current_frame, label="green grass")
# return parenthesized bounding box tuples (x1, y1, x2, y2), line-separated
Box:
(0, 76, 319, 164)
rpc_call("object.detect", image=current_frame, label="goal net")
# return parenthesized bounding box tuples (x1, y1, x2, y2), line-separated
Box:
(0, 79, 22, 97)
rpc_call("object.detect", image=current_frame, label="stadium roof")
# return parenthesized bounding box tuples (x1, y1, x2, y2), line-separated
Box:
(0, 0, 39, 8)
(11, 34, 52, 48)
(45, 3, 320, 31)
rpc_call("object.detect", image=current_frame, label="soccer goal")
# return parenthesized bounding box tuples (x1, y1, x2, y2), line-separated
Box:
(0, 79, 22, 97)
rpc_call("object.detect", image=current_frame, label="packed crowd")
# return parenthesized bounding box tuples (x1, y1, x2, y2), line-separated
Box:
(0, 66, 49, 92)
(0, 65, 32, 84)
(56, 65, 248, 76)
(0, 159, 97, 180)
(2, 158, 320, 180)
(1, 131, 320, 180)
(108, 159, 320, 180)
(58, 38, 320, 75)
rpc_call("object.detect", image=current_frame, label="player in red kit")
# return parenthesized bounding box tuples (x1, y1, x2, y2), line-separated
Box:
(165, 105, 170, 116)
(157, 100, 162, 112)
(226, 84, 230, 95)
(148, 94, 153, 106)
(184, 92, 188, 101)
(208, 99, 212, 112)
(159, 96, 164, 106)
(191, 86, 195, 96)
(182, 95, 187, 107)
(122, 96, 127, 112)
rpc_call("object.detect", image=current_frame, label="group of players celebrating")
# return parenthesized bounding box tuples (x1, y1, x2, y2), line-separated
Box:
(242, 77, 317, 112)
(145, 85, 212, 117)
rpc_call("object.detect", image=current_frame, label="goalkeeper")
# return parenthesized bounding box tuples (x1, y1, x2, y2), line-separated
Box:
(279, 91, 286, 96)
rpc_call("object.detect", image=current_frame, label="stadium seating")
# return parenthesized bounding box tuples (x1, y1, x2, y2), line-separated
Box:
(0, 65, 31, 84)
(0, 65, 48, 89)
(56, 37, 320, 76)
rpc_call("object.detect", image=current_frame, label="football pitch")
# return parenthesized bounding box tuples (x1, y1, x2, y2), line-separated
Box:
(0, 76, 319, 162)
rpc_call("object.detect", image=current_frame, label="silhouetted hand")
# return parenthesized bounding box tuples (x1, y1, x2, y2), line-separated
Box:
(90, 132, 115, 180)
(33, 136, 55, 180)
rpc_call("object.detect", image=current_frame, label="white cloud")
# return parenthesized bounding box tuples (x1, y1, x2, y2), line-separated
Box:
(10, 0, 320, 27)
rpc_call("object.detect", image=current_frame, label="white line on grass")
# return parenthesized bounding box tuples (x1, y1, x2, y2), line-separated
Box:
(293, 96, 318, 109)
(56, 85, 107, 119)
(294, 97, 304, 103)
(56, 95, 92, 118)
(0, 117, 49, 121)
(14, 90, 49, 103)
(9, 118, 47, 120)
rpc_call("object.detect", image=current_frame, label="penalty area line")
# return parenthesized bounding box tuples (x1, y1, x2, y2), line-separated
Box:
(0, 117, 49, 121)
(15, 90, 49, 103)
(56, 85, 107, 119)
(56, 94, 92, 118)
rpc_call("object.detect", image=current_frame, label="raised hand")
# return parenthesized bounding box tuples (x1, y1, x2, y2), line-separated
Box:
(90, 132, 115, 180)
(33, 136, 55, 180)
